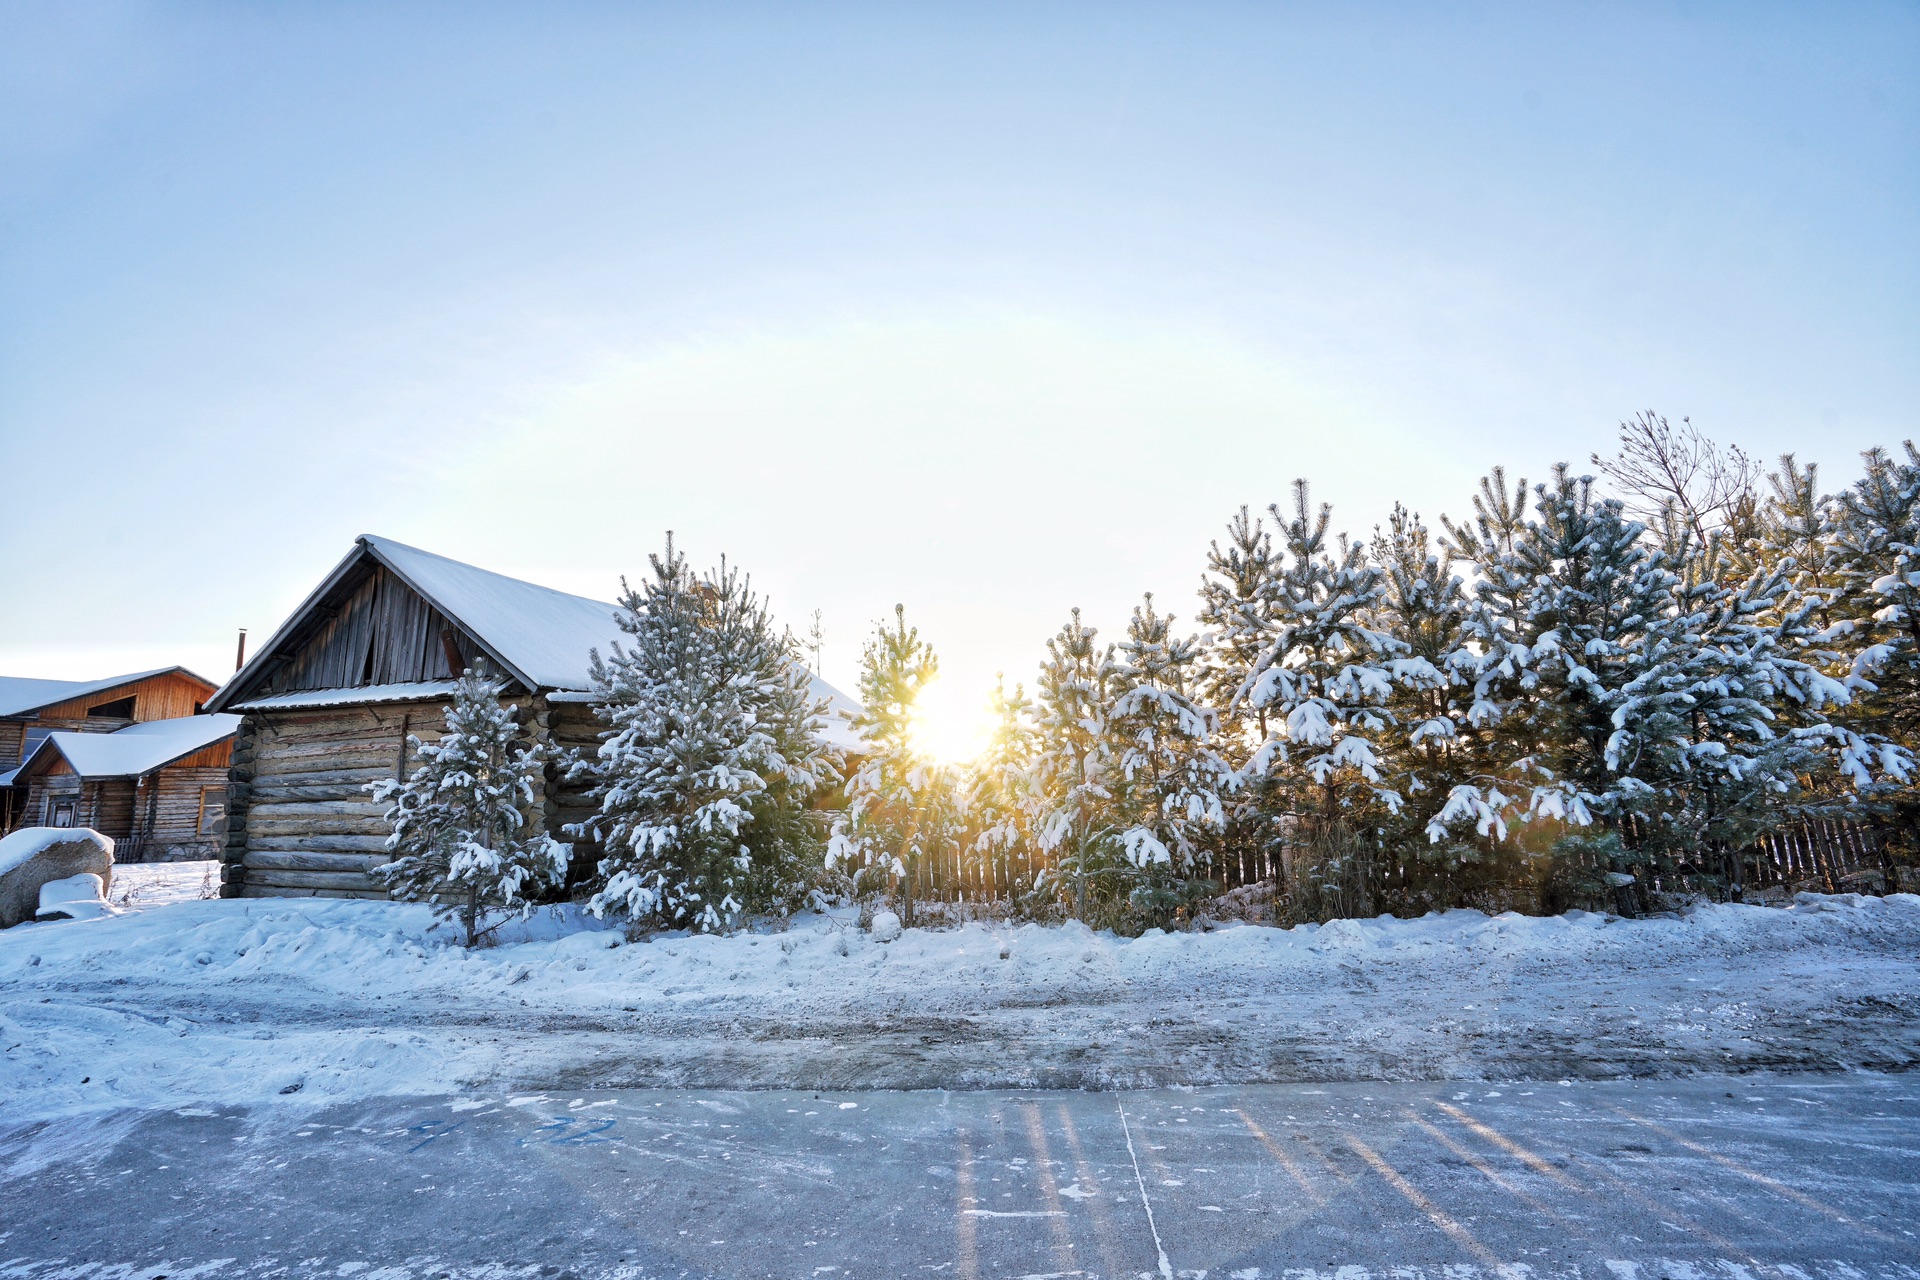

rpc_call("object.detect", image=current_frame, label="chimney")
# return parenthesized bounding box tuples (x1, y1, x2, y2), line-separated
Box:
(235, 628, 249, 673)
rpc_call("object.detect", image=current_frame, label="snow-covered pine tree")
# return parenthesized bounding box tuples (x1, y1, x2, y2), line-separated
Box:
(1436, 466, 1676, 853)
(1363, 503, 1502, 902)
(370, 666, 569, 947)
(1107, 594, 1231, 927)
(1029, 608, 1120, 920)
(1196, 505, 1287, 889)
(1823, 443, 1920, 856)
(1753, 455, 1843, 630)
(826, 605, 944, 926)
(967, 676, 1039, 900)
(1607, 529, 1853, 897)
(577, 536, 838, 934)
(1198, 506, 1282, 745)
(1231, 481, 1408, 915)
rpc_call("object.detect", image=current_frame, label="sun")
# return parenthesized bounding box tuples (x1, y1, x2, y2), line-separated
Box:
(908, 675, 995, 765)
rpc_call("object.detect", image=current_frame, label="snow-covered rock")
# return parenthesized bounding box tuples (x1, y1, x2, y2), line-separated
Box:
(868, 909, 902, 942)
(36, 872, 114, 922)
(0, 828, 114, 929)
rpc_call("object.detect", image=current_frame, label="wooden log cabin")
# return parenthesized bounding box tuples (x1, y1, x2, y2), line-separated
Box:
(10, 714, 241, 861)
(204, 535, 861, 900)
(0, 667, 221, 837)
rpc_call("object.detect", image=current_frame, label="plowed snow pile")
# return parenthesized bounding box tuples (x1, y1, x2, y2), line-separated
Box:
(3, 891, 1916, 1121)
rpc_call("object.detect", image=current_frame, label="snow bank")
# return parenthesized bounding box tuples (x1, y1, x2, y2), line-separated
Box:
(0, 827, 113, 878)
(2, 893, 1916, 1123)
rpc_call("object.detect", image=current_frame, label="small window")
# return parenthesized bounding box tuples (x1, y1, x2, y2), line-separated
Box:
(51, 799, 77, 828)
(196, 786, 227, 837)
(87, 696, 135, 719)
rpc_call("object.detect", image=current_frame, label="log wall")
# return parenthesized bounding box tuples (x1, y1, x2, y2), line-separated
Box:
(547, 700, 605, 882)
(222, 699, 440, 898)
(119, 765, 233, 861)
(221, 693, 560, 900)
(21, 774, 135, 838)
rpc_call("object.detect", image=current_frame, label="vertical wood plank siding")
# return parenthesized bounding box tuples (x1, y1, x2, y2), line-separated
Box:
(267, 566, 482, 695)
(28, 672, 216, 724)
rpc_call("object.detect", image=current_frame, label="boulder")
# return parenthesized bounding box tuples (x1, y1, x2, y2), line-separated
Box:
(0, 828, 115, 929)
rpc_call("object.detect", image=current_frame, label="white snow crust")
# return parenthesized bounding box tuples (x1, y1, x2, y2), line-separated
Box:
(0, 826, 113, 879)
(3, 892, 1916, 1123)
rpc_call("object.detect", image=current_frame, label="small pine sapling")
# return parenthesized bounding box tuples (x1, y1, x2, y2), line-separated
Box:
(370, 667, 570, 946)
(828, 605, 942, 926)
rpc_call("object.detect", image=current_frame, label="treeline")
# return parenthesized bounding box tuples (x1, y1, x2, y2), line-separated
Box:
(830, 416, 1918, 930)
(375, 416, 1919, 940)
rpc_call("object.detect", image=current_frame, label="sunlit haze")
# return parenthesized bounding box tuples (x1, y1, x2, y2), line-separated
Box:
(908, 673, 997, 766)
(3, 4, 1914, 729)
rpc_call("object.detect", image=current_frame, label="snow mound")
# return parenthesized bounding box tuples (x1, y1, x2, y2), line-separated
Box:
(869, 910, 902, 942)
(37, 873, 114, 922)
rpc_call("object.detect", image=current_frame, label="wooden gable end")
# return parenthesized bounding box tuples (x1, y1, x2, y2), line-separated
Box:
(257, 563, 490, 696)
(30, 670, 217, 725)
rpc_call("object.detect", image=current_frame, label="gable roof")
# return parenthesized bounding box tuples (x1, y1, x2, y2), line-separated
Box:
(207, 536, 863, 749)
(0, 668, 215, 719)
(363, 536, 626, 691)
(17, 713, 242, 780)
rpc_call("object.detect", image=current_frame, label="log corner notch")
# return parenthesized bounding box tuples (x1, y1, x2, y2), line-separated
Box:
(219, 716, 256, 897)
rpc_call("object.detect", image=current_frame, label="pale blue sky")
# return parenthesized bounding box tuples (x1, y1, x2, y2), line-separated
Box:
(3, 2, 1915, 745)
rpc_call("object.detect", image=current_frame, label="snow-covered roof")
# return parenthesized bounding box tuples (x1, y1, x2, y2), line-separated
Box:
(362, 536, 630, 692)
(809, 675, 864, 751)
(0, 766, 20, 788)
(0, 668, 213, 719)
(209, 535, 865, 749)
(18, 714, 242, 780)
(229, 682, 461, 712)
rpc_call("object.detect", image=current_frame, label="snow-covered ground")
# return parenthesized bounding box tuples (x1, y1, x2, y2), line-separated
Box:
(105, 858, 220, 908)
(2, 890, 1917, 1125)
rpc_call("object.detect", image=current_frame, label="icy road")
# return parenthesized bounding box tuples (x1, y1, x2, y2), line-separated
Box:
(2, 1078, 1916, 1279)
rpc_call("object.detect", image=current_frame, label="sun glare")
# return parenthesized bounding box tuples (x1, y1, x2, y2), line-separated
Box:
(908, 676, 996, 765)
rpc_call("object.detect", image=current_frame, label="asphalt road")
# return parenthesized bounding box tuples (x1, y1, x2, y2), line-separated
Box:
(2, 1078, 1915, 1280)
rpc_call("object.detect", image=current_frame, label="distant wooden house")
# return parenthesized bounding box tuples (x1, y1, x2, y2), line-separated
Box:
(10, 714, 241, 861)
(0, 668, 220, 835)
(204, 535, 861, 900)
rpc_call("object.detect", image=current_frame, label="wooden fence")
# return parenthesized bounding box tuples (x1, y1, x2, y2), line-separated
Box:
(883, 818, 1894, 908)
